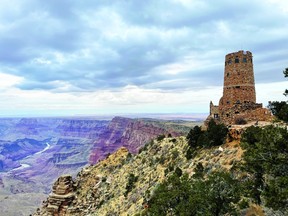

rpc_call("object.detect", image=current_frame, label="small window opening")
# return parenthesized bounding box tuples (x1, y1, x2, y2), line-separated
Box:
(236, 86, 240, 88)
(243, 58, 247, 63)
(235, 58, 239, 63)
(228, 59, 232, 65)
(226, 113, 229, 117)
(227, 73, 229, 77)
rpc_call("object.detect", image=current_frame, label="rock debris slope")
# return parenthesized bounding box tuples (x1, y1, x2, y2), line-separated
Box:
(35, 131, 242, 216)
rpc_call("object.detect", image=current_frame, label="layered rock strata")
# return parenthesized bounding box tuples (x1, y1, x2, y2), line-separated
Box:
(36, 175, 75, 216)
(89, 117, 184, 164)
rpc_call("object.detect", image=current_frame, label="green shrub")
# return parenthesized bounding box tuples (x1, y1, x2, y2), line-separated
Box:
(241, 125, 288, 210)
(174, 167, 182, 177)
(138, 142, 150, 154)
(268, 101, 288, 122)
(157, 134, 166, 141)
(185, 119, 228, 158)
(124, 173, 138, 197)
(234, 117, 247, 125)
(171, 149, 179, 160)
(205, 119, 228, 147)
(193, 162, 204, 179)
(186, 125, 203, 148)
(147, 171, 240, 215)
(170, 138, 177, 143)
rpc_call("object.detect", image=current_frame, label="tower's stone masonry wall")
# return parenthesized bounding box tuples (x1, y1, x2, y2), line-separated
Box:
(210, 101, 219, 118)
(220, 103, 273, 125)
(207, 50, 272, 125)
(221, 50, 256, 109)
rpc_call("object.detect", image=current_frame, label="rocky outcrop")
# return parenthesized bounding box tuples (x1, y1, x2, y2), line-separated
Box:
(15, 118, 41, 135)
(89, 117, 185, 164)
(55, 120, 108, 139)
(35, 175, 75, 216)
(120, 120, 181, 152)
(52, 152, 79, 164)
(227, 128, 244, 141)
(55, 162, 87, 169)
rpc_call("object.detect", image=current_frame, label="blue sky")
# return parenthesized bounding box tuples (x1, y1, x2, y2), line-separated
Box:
(0, 0, 287, 117)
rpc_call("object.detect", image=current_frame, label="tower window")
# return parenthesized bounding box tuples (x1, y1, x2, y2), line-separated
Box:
(243, 58, 247, 63)
(228, 59, 232, 65)
(227, 73, 229, 77)
(227, 101, 230, 104)
(235, 58, 239, 63)
(236, 86, 240, 88)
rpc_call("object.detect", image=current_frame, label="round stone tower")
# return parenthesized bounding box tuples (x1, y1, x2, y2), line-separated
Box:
(219, 50, 256, 108)
(207, 50, 273, 125)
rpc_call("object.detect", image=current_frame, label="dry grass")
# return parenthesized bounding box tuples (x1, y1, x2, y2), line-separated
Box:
(245, 204, 265, 216)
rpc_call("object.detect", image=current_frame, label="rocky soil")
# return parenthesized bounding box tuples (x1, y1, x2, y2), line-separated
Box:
(35, 128, 244, 216)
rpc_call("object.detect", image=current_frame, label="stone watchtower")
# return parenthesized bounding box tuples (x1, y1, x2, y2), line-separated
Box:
(208, 50, 272, 125)
(221, 51, 255, 107)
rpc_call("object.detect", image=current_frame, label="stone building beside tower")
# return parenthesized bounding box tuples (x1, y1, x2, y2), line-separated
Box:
(208, 50, 272, 125)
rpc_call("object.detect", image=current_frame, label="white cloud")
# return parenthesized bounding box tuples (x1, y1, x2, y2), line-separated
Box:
(0, 0, 287, 116)
(256, 81, 288, 105)
(33, 58, 52, 65)
(0, 72, 23, 89)
(267, 0, 288, 12)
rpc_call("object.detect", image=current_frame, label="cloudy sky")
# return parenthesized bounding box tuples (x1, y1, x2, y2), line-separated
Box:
(0, 0, 287, 117)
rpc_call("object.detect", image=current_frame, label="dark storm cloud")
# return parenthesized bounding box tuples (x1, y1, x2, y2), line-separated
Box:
(0, 0, 287, 92)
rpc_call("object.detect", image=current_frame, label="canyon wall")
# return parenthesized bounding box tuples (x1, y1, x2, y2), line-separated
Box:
(89, 116, 185, 163)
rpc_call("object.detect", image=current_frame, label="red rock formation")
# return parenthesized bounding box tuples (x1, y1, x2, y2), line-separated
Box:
(89, 117, 183, 164)
(120, 120, 180, 152)
(55, 120, 108, 139)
